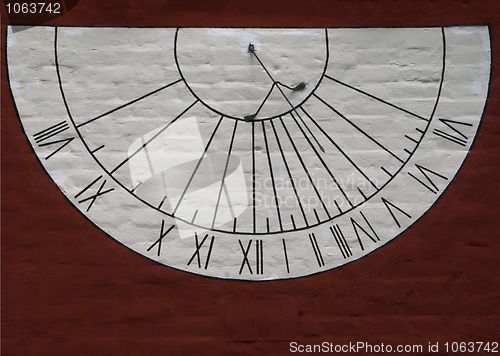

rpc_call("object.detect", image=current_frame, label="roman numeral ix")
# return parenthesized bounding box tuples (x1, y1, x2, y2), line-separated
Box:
(74, 175, 114, 212)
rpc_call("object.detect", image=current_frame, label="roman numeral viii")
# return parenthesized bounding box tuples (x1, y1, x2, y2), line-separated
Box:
(33, 121, 74, 159)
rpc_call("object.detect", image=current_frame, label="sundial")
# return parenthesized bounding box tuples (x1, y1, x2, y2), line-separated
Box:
(7, 25, 491, 280)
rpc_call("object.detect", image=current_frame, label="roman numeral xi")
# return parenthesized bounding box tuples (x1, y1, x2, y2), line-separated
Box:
(187, 233, 215, 269)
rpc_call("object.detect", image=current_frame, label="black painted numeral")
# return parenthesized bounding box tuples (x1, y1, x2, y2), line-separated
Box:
(238, 239, 264, 275)
(408, 164, 448, 194)
(351, 211, 380, 251)
(33, 121, 74, 159)
(74, 175, 114, 212)
(381, 197, 412, 228)
(330, 225, 352, 259)
(309, 233, 325, 267)
(433, 118, 473, 147)
(282, 239, 290, 274)
(187, 233, 215, 269)
(147, 220, 175, 256)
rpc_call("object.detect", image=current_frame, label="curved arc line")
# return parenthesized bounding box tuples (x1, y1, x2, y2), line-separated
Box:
(173, 27, 330, 122)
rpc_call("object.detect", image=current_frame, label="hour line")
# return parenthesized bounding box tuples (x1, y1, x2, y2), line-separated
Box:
(300, 106, 379, 190)
(158, 196, 167, 210)
(172, 116, 223, 215)
(261, 120, 283, 231)
(313, 94, 405, 164)
(77, 78, 183, 128)
(90, 144, 105, 154)
(293, 108, 326, 153)
(381, 166, 393, 178)
(313, 209, 321, 223)
(191, 209, 199, 223)
(270, 120, 309, 227)
(278, 116, 332, 218)
(222, 182, 236, 221)
(290, 112, 354, 209)
(334, 200, 342, 214)
(324, 74, 428, 122)
(357, 187, 368, 200)
(211, 120, 239, 229)
(110, 99, 199, 175)
(252, 122, 256, 233)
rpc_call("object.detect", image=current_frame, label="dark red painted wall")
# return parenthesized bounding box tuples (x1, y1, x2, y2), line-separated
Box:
(2, 1, 499, 355)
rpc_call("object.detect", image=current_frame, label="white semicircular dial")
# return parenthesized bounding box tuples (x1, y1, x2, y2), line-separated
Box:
(7, 25, 491, 281)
